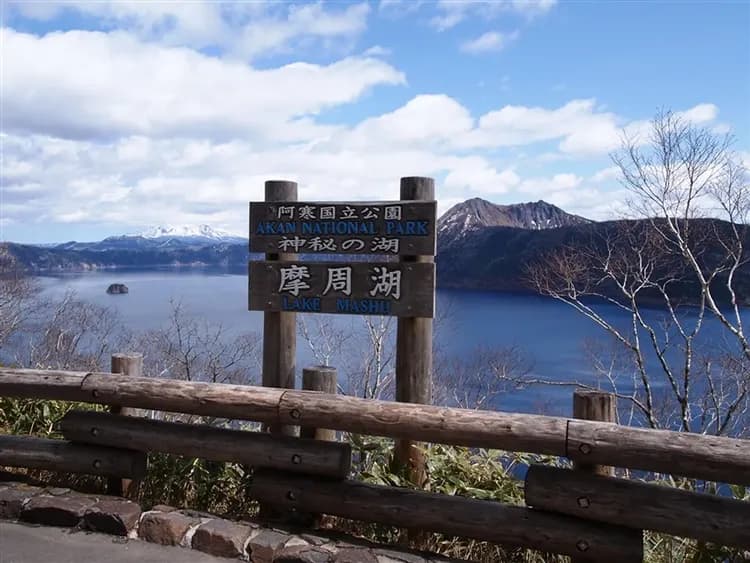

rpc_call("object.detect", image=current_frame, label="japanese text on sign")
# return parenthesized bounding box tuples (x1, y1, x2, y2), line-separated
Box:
(249, 201, 436, 256)
(248, 261, 435, 318)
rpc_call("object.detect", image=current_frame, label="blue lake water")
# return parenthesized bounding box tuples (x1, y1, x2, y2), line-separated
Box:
(34, 267, 747, 416)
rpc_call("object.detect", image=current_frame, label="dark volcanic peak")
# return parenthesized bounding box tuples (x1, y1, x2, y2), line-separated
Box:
(437, 198, 591, 243)
(498, 200, 592, 230)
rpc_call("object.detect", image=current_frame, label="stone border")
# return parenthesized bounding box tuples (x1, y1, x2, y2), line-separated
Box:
(0, 481, 467, 563)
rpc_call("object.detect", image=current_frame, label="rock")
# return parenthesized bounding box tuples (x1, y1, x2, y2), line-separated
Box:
(300, 533, 331, 546)
(334, 538, 375, 550)
(150, 504, 177, 513)
(84, 498, 142, 536)
(106, 283, 129, 294)
(179, 508, 215, 519)
(273, 545, 332, 563)
(334, 548, 379, 563)
(284, 537, 311, 549)
(139, 510, 199, 546)
(373, 549, 427, 563)
(191, 519, 253, 559)
(247, 529, 293, 563)
(0, 485, 43, 519)
(238, 518, 261, 530)
(45, 487, 72, 496)
(20, 493, 97, 527)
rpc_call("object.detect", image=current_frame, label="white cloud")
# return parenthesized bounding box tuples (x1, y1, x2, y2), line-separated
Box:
(461, 99, 620, 154)
(518, 173, 582, 195)
(460, 30, 520, 54)
(463, 100, 722, 156)
(1, 28, 404, 142)
(510, 0, 559, 17)
(362, 45, 392, 57)
(233, 3, 370, 59)
(591, 166, 621, 183)
(712, 123, 732, 135)
(2, 131, 521, 235)
(378, 0, 427, 17)
(541, 186, 630, 220)
(430, 3, 469, 31)
(443, 160, 521, 194)
(558, 117, 622, 154)
(339, 95, 474, 149)
(430, 0, 557, 31)
(0, 25, 731, 241)
(8, 1, 371, 60)
(679, 103, 718, 124)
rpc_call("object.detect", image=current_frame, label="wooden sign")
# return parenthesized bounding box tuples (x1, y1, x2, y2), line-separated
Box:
(249, 260, 435, 318)
(249, 201, 436, 256)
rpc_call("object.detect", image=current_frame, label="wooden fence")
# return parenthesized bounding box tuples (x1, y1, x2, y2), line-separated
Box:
(1, 363, 749, 562)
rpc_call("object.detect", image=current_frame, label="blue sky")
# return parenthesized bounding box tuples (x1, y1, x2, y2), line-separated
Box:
(1, 0, 749, 243)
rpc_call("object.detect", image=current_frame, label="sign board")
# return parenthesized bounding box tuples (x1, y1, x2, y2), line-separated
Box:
(249, 260, 435, 318)
(249, 201, 436, 256)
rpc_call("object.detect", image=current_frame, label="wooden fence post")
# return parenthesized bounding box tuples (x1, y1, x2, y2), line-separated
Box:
(572, 389, 617, 477)
(301, 366, 338, 442)
(571, 389, 626, 561)
(109, 352, 143, 497)
(262, 180, 298, 437)
(301, 365, 340, 527)
(394, 176, 435, 488)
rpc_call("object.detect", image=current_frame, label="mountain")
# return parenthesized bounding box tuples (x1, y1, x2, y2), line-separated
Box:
(4, 205, 749, 305)
(127, 224, 245, 243)
(2, 239, 250, 271)
(102, 224, 246, 247)
(47, 225, 247, 254)
(1, 224, 250, 270)
(436, 217, 750, 304)
(438, 198, 591, 248)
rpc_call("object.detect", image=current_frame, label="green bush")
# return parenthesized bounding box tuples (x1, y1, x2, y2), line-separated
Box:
(0, 397, 103, 438)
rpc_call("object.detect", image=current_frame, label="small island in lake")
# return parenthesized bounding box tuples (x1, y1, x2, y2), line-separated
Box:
(106, 283, 129, 294)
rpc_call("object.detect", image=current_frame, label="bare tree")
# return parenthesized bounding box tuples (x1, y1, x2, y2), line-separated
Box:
(297, 313, 398, 400)
(527, 110, 750, 436)
(344, 316, 397, 399)
(17, 289, 128, 371)
(295, 293, 529, 410)
(136, 300, 262, 386)
(434, 345, 532, 410)
(297, 314, 350, 368)
(0, 247, 37, 353)
(616, 111, 750, 351)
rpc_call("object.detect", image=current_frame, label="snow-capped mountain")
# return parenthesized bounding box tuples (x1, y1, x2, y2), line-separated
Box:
(135, 225, 244, 242)
(47, 224, 246, 253)
(94, 224, 247, 248)
(438, 198, 591, 246)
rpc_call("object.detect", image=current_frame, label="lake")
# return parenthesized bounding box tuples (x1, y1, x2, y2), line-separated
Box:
(34, 267, 745, 416)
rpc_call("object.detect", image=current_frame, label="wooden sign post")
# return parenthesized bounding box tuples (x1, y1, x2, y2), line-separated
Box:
(261, 180, 298, 437)
(249, 176, 437, 486)
(394, 177, 434, 488)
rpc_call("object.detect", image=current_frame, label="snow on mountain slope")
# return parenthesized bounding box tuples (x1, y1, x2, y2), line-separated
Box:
(134, 224, 244, 241)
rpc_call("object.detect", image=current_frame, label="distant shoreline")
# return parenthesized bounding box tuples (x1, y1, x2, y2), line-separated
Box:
(27, 264, 724, 313)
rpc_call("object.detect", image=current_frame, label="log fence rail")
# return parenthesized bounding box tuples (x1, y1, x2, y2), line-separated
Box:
(1, 364, 749, 562)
